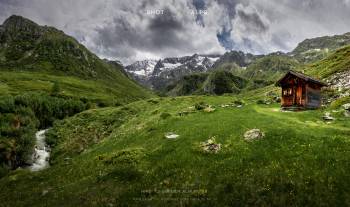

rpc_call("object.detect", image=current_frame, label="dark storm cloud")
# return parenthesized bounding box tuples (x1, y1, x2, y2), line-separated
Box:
(148, 9, 183, 32)
(236, 7, 268, 33)
(148, 9, 184, 45)
(1, 0, 350, 64)
(92, 7, 190, 61)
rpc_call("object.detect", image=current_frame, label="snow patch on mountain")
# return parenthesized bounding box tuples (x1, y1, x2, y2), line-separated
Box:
(125, 60, 157, 77)
(126, 55, 219, 78)
(207, 57, 220, 63)
(162, 62, 183, 70)
(124, 54, 221, 90)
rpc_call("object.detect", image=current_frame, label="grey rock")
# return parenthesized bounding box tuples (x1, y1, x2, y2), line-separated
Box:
(165, 132, 179, 139)
(342, 103, 350, 111)
(323, 112, 335, 121)
(244, 129, 265, 141)
(200, 137, 221, 153)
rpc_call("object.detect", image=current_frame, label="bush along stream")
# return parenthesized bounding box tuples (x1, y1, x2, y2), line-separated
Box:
(0, 92, 88, 176)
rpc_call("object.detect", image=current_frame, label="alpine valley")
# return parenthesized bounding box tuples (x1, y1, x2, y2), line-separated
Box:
(124, 32, 350, 95)
(0, 15, 349, 207)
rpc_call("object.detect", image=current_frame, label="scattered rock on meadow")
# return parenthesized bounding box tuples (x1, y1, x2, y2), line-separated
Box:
(203, 106, 216, 113)
(342, 104, 350, 117)
(244, 129, 265, 141)
(323, 112, 335, 121)
(200, 137, 221, 153)
(220, 104, 231, 108)
(342, 103, 350, 111)
(165, 132, 179, 139)
(256, 99, 270, 105)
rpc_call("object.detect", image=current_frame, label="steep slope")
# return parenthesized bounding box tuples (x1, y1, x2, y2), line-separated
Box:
(306, 45, 350, 94)
(242, 53, 300, 80)
(0, 15, 153, 104)
(166, 73, 209, 96)
(125, 59, 158, 88)
(167, 70, 247, 96)
(167, 53, 300, 96)
(291, 32, 350, 63)
(241, 53, 301, 89)
(0, 15, 153, 175)
(307, 45, 350, 78)
(211, 50, 260, 69)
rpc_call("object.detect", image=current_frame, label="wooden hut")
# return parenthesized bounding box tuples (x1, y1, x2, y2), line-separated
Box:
(275, 70, 327, 110)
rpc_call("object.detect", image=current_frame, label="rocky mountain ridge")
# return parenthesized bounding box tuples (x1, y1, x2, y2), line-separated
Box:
(125, 54, 220, 90)
(124, 32, 350, 92)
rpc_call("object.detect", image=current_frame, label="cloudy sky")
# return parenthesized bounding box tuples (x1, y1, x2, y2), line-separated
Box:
(1, 0, 350, 64)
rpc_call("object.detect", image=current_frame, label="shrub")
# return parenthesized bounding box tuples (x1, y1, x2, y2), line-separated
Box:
(195, 102, 207, 110)
(0, 92, 87, 172)
(256, 99, 266, 104)
(51, 81, 61, 96)
(233, 99, 244, 105)
(160, 112, 171, 119)
(0, 96, 15, 113)
(0, 165, 9, 178)
(147, 99, 159, 104)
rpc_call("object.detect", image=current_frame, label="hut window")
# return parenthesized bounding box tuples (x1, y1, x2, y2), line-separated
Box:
(283, 88, 293, 96)
(283, 89, 288, 96)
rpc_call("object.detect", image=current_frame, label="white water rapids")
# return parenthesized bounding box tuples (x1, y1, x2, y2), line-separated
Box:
(29, 129, 50, 171)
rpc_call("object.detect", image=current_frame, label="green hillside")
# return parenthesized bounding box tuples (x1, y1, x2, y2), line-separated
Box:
(167, 70, 247, 96)
(0, 15, 153, 104)
(307, 45, 350, 79)
(241, 54, 300, 81)
(0, 95, 349, 206)
(291, 32, 350, 63)
(0, 71, 151, 106)
(168, 54, 300, 96)
(239, 54, 301, 90)
(0, 15, 153, 176)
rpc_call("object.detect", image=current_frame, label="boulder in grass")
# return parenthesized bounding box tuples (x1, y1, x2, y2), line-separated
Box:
(220, 104, 230, 108)
(200, 137, 221, 153)
(244, 129, 265, 141)
(165, 132, 179, 139)
(323, 112, 335, 121)
(203, 106, 216, 113)
(342, 103, 350, 111)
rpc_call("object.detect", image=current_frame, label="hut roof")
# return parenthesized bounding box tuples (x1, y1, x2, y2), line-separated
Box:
(275, 70, 327, 87)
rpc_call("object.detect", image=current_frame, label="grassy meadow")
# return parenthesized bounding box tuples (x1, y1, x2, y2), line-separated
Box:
(0, 71, 154, 106)
(0, 95, 349, 206)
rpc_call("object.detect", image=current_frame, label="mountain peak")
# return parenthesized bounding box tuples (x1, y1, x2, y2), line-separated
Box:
(3, 15, 37, 26)
(2, 15, 41, 34)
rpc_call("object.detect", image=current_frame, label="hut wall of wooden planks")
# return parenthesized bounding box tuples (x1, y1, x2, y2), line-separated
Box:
(276, 71, 327, 109)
